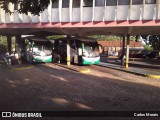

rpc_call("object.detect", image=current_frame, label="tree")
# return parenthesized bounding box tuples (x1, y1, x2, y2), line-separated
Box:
(0, 0, 57, 15)
(47, 35, 65, 40)
(143, 45, 153, 51)
(89, 35, 136, 41)
(141, 35, 160, 50)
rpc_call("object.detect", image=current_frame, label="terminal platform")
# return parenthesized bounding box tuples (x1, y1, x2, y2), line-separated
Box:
(54, 61, 160, 79)
(98, 62, 160, 79)
(6, 61, 160, 79)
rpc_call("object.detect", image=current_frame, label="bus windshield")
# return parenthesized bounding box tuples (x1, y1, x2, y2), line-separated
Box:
(32, 41, 52, 56)
(83, 42, 99, 57)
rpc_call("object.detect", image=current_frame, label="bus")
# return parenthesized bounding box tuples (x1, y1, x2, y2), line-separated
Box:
(24, 36, 53, 63)
(53, 37, 101, 65)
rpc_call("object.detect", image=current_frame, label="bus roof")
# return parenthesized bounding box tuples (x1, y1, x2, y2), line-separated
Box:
(55, 37, 97, 42)
(22, 36, 50, 41)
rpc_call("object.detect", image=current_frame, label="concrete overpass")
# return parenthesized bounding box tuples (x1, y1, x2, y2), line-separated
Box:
(0, 0, 160, 68)
(0, 0, 160, 36)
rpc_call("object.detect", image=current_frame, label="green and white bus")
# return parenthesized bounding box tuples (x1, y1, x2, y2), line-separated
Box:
(24, 36, 53, 63)
(53, 37, 101, 65)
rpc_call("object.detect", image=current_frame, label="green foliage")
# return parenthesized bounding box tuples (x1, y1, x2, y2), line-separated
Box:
(89, 35, 120, 41)
(47, 35, 65, 40)
(141, 35, 160, 50)
(143, 45, 154, 51)
(0, 36, 7, 53)
(0, 36, 7, 47)
(89, 35, 135, 41)
(0, 36, 15, 49)
(0, 0, 57, 15)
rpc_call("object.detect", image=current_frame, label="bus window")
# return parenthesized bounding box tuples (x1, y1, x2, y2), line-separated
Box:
(95, 0, 105, 6)
(62, 0, 69, 8)
(78, 48, 82, 55)
(52, 0, 58, 8)
(118, 0, 130, 5)
(132, 0, 143, 5)
(14, 1, 18, 10)
(83, 41, 100, 57)
(83, 0, 93, 7)
(73, 0, 80, 8)
(145, 0, 156, 4)
(106, 0, 117, 6)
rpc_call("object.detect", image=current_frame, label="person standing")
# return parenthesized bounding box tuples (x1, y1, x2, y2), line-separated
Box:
(15, 51, 20, 65)
(121, 54, 126, 68)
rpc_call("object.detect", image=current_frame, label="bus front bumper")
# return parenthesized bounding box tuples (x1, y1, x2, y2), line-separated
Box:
(33, 55, 52, 63)
(82, 56, 100, 65)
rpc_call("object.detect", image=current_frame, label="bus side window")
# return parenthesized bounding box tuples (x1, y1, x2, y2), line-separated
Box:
(76, 41, 82, 55)
(78, 48, 82, 55)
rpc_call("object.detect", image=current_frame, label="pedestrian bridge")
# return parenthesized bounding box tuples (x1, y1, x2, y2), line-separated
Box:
(0, 0, 160, 36)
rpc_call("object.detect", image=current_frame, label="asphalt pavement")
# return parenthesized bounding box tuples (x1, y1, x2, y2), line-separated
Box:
(100, 56, 160, 79)
(1, 52, 160, 79)
(1, 53, 160, 120)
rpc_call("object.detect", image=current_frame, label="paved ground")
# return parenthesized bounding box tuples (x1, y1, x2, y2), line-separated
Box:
(100, 56, 160, 76)
(1, 54, 160, 119)
(101, 56, 160, 70)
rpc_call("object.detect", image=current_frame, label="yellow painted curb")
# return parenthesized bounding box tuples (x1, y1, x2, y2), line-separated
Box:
(12, 66, 33, 70)
(145, 74, 160, 79)
(79, 69, 90, 73)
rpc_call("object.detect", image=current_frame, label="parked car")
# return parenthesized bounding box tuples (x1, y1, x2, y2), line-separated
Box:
(143, 51, 157, 59)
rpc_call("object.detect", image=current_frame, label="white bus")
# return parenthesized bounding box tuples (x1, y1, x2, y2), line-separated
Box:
(23, 36, 53, 63)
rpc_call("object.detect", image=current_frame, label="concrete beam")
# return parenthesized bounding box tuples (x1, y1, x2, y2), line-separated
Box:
(128, 27, 133, 34)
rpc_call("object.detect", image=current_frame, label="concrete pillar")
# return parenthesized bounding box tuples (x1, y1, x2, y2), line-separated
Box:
(121, 36, 125, 66)
(59, 0, 62, 22)
(69, 0, 73, 22)
(122, 36, 125, 56)
(80, 0, 83, 22)
(15, 35, 22, 52)
(15, 35, 23, 61)
(126, 34, 130, 69)
(67, 36, 70, 66)
(7, 36, 12, 54)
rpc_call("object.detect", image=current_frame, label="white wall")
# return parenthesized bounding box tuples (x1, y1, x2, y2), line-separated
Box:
(52, 8, 59, 22)
(62, 8, 70, 22)
(94, 7, 104, 21)
(104, 6, 117, 21)
(143, 4, 156, 20)
(72, 8, 80, 22)
(83, 7, 93, 21)
(117, 5, 129, 20)
(130, 5, 143, 20)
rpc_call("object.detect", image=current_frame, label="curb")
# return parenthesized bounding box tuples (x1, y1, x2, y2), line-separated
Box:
(55, 63, 90, 73)
(11, 65, 33, 70)
(79, 69, 90, 73)
(145, 75, 160, 79)
(97, 64, 160, 79)
(96, 64, 146, 77)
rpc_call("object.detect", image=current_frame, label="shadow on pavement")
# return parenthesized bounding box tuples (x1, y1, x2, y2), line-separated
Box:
(0, 61, 160, 113)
